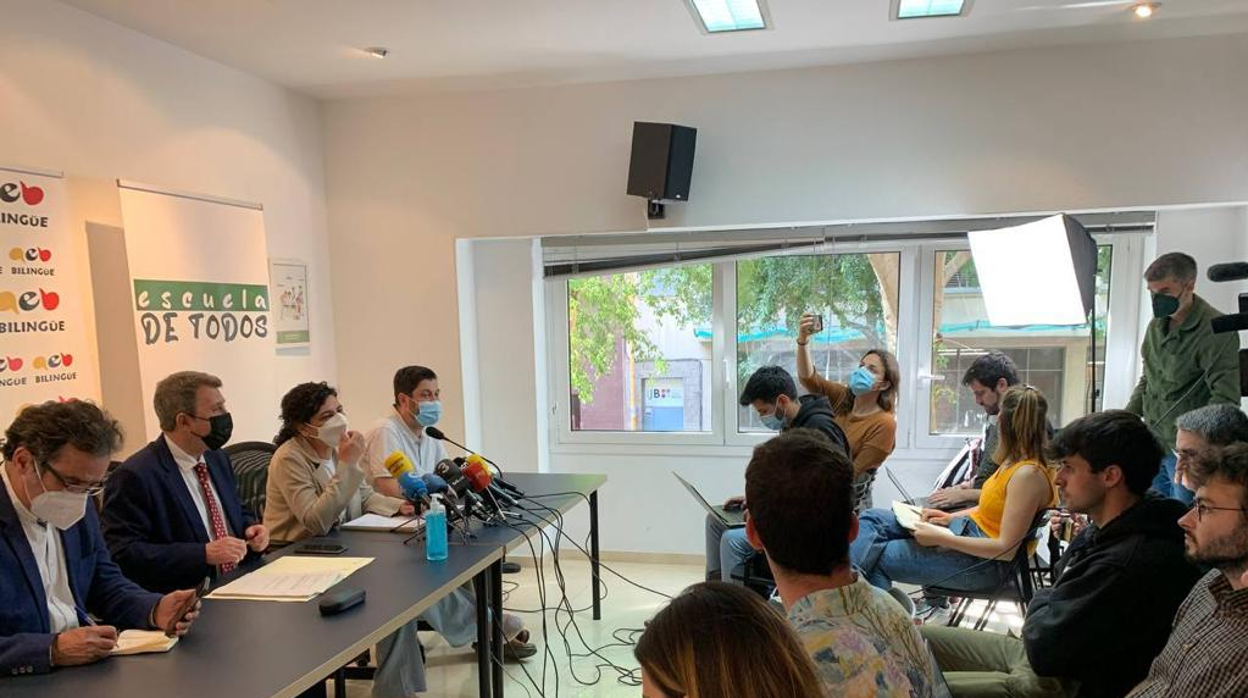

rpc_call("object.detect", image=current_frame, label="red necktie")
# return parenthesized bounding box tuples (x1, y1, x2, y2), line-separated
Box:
(194, 463, 235, 574)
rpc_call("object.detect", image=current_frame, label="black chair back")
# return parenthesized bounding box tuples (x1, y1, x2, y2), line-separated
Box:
(224, 441, 277, 519)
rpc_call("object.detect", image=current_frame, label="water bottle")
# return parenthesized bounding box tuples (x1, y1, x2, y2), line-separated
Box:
(425, 494, 448, 561)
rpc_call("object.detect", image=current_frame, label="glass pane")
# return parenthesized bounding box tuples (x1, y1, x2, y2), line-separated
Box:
(735, 253, 901, 432)
(567, 265, 713, 432)
(929, 245, 1113, 435)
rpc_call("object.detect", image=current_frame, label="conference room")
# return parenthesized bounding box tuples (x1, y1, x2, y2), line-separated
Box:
(3, 1, 1248, 697)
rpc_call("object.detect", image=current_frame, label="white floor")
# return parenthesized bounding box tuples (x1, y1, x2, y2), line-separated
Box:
(323, 559, 1027, 698)
(337, 557, 704, 698)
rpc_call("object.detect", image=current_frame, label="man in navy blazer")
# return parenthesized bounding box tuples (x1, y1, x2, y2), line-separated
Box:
(102, 371, 269, 594)
(1, 400, 199, 676)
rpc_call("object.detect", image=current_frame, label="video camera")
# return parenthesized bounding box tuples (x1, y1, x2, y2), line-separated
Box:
(1206, 262, 1248, 396)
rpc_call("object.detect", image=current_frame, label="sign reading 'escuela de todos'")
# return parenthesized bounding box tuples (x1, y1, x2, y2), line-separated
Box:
(0, 166, 99, 427)
(119, 183, 276, 441)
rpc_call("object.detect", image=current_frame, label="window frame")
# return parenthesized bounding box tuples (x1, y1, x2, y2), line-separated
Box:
(545, 232, 1145, 452)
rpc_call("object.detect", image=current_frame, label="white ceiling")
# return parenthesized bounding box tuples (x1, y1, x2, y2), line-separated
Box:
(59, 0, 1248, 99)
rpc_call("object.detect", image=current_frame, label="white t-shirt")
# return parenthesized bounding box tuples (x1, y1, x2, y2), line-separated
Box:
(363, 411, 448, 481)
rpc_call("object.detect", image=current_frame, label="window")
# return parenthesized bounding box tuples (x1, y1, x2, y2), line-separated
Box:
(928, 246, 1112, 436)
(566, 265, 713, 432)
(735, 253, 902, 431)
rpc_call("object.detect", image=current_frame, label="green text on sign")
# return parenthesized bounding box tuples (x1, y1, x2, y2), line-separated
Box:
(134, 279, 270, 312)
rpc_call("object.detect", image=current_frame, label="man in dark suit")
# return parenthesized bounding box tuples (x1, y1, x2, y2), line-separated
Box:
(1, 400, 199, 675)
(102, 371, 269, 594)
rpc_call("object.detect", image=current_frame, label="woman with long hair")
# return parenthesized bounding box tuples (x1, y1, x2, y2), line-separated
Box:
(797, 313, 901, 512)
(636, 582, 826, 698)
(849, 385, 1057, 592)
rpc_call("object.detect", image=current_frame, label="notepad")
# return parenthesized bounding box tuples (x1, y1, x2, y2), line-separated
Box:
(342, 513, 424, 533)
(206, 556, 374, 602)
(111, 630, 178, 656)
(892, 501, 924, 530)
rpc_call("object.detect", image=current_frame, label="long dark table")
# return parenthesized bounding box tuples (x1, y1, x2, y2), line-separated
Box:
(4, 472, 606, 698)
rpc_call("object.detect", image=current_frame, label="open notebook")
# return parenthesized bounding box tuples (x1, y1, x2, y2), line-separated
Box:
(892, 501, 954, 537)
(110, 630, 178, 656)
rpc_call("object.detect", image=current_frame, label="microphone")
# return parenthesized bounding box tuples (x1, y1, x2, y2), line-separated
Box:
(462, 455, 517, 509)
(384, 450, 416, 478)
(397, 471, 429, 510)
(1208, 262, 1248, 283)
(433, 459, 478, 503)
(424, 427, 525, 497)
(421, 473, 449, 494)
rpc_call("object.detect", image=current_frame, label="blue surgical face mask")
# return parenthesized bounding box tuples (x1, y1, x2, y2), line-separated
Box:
(759, 401, 786, 431)
(848, 366, 878, 396)
(416, 400, 442, 427)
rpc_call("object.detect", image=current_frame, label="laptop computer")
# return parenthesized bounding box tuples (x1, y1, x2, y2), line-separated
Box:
(673, 472, 746, 528)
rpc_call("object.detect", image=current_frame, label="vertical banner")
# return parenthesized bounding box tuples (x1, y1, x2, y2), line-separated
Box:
(0, 166, 98, 427)
(118, 182, 275, 441)
(270, 258, 310, 347)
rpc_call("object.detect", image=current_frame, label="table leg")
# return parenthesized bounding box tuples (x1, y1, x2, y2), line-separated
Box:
(490, 556, 505, 697)
(590, 489, 602, 621)
(474, 568, 491, 698)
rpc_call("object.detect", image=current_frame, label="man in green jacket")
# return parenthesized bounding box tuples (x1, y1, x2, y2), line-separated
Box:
(1126, 252, 1241, 504)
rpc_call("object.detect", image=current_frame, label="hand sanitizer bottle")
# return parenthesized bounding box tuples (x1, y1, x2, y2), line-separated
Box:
(425, 494, 449, 562)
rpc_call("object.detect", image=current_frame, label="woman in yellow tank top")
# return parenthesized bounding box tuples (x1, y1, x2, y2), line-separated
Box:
(849, 386, 1058, 592)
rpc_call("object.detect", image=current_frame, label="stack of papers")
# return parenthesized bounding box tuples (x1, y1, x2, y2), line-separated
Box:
(206, 556, 374, 602)
(342, 513, 424, 533)
(892, 501, 924, 530)
(111, 630, 178, 656)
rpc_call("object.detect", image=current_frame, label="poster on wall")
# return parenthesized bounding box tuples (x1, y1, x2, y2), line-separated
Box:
(269, 258, 310, 348)
(0, 165, 99, 427)
(118, 181, 275, 441)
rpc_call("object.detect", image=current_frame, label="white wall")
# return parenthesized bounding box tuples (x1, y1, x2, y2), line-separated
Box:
(0, 0, 336, 448)
(326, 33, 1248, 553)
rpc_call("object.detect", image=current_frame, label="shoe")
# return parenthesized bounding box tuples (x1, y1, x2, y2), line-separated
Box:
(501, 561, 521, 574)
(473, 630, 537, 662)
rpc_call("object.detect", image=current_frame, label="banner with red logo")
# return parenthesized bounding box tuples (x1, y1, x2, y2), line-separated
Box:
(118, 182, 276, 441)
(0, 166, 98, 426)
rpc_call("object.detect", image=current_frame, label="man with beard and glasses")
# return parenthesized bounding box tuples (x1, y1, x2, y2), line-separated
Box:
(1128, 441, 1248, 698)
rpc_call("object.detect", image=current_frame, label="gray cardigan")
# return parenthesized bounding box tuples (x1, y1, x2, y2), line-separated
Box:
(263, 436, 402, 544)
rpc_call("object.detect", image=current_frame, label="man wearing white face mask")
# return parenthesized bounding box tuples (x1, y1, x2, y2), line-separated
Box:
(364, 366, 448, 499)
(1, 401, 200, 676)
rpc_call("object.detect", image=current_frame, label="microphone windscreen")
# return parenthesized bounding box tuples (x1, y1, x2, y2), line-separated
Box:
(399, 471, 427, 500)
(421, 473, 449, 493)
(424, 426, 446, 441)
(384, 450, 415, 478)
(1208, 263, 1248, 283)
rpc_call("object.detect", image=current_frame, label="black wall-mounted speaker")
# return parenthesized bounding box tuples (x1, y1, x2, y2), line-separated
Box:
(626, 122, 697, 203)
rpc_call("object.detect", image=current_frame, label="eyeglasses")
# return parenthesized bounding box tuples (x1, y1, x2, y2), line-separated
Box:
(1193, 501, 1247, 521)
(39, 461, 106, 497)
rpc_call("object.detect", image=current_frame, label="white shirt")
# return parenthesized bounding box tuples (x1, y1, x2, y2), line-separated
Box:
(1, 465, 80, 633)
(363, 411, 448, 481)
(164, 435, 232, 540)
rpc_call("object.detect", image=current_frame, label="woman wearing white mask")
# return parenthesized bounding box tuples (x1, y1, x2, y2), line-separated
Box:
(264, 382, 414, 545)
(264, 382, 425, 698)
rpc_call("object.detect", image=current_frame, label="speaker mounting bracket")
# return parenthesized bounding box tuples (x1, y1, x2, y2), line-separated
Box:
(646, 199, 666, 220)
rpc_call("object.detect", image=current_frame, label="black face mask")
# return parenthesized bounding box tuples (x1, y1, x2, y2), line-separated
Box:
(199, 413, 234, 451)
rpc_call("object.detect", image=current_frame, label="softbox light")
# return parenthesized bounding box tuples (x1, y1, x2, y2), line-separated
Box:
(968, 214, 1097, 327)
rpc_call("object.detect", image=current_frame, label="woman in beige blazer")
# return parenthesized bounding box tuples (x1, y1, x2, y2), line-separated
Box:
(264, 382, 413, 544)
(263, 381, 424, 698)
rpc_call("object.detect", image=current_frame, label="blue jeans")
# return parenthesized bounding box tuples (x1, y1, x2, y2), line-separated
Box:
(1150, 452, 1195, 505)
(849, 508, 1012, 592)
(704, 514, 755, 582)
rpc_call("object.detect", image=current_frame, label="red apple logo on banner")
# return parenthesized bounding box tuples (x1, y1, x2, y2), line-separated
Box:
(6, 357, 22, 371)
(61, 353, 73, 367)
(20, 182, 44, 206)
(39, 249, 52, 262)
(40, 289, 60, 311)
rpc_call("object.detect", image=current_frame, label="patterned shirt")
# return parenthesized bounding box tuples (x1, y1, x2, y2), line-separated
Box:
(787, 576, 934, 698)
(1127, 569, 1248, 698)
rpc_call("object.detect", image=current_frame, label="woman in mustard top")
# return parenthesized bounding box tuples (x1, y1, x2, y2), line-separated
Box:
(849, 386, 1058, 592)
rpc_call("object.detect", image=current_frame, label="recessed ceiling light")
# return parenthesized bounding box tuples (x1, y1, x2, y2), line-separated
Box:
(1132, 2, 1158, 19)
(686, 0, 770, 34)
(891, 0, 972, 20)
(364, 46, 389, 59)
